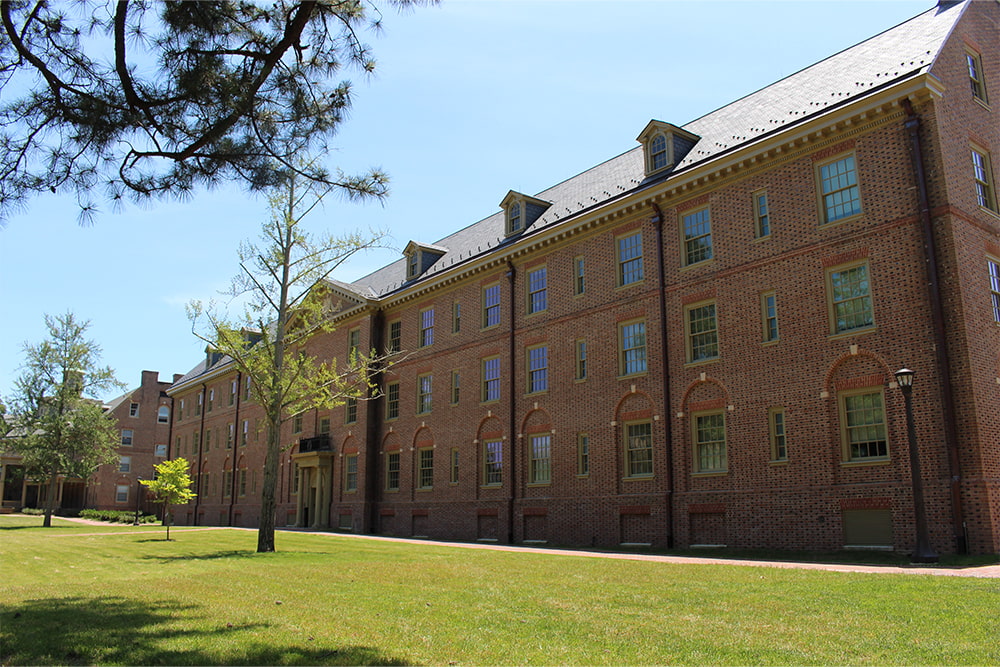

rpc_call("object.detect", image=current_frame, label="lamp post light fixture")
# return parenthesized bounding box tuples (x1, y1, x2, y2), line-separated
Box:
(894, 368, 939, 563)
(133, 475, 143, 526)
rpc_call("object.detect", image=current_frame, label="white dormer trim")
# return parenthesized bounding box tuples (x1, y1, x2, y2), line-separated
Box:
(500, 191, 552, 237)
(636, 120, 700, 177)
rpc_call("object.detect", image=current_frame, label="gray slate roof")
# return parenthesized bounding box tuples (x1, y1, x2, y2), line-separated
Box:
(351, 0, 966, 299)
(171, 1, 968, 389)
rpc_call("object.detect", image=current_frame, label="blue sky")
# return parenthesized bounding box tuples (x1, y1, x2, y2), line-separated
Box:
(0, 0, 932, 400)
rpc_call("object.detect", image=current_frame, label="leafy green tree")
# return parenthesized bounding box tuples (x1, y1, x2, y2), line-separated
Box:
(142, 458, 196, 541)
(189, 173, 387, 552)
(0, 0, 430, 224)
(9, 313, 124, 527)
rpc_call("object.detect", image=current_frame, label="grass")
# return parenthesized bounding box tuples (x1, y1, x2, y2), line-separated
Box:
(1, 515, 997, 666)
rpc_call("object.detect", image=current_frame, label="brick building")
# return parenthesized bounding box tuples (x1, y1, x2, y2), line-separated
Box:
(0, 370, 176, 515)
(90, 370, 177, 513)
(167, 0, 999, 554)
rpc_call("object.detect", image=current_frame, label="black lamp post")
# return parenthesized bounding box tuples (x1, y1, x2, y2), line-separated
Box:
(894, 368, 939, 563)
(133, 475, 143, 526)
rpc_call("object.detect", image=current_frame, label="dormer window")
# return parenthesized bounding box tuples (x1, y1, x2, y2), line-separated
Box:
(509, 202, 522, 234)
(407, 252, 420, 280)
(637, 120, 700, 178)
(501, 191, 551, 237)
(650, 134, 669, 171)
(403, 241, 448, 281)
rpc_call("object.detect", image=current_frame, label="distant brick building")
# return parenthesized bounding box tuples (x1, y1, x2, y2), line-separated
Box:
(167, 0, 999, 555)
(89, 370, 177, 513)
(0, 370, 177, 515)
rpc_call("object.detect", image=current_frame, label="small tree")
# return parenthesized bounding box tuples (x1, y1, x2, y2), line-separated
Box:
(189, 173, 388, 553)
(142, 458, 196, 541)
(9, 313, 124, 527)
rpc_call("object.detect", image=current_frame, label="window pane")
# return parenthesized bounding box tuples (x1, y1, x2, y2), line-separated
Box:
(618, 234, 644, 285)
(683, 208, 713, 264)
(626, 422, 653, 477)
(820, 156, 861, 222)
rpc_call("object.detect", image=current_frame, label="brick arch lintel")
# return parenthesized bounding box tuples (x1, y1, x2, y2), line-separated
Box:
(612, 388, 655, 422)
(679, 376, 730, 412)
(518, 406, 553, 437)
(411, 425, 434, 449)
(822, 346, 894, 396)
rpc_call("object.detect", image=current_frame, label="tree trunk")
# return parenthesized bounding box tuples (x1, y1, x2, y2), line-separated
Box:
(42, 467, 58, 527)
(165, 508, 171, 541)
(257, 420, 280, 552)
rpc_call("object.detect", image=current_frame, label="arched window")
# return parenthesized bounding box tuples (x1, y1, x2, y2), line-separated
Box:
(508, 201, 522, 233)
(650, 134, 668, 171)
(157, 405, 170, 424)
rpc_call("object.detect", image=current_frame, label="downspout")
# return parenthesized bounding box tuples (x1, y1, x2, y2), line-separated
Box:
(229, 372, 241, 527)
(650, 202, 676, 548)
(506, 260, 518, 544)
(365, 309, 386, 535)
(901, 98, 967, 554)
(193, 383, 207, 525)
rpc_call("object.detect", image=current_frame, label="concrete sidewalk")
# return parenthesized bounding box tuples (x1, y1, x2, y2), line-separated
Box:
(39, 515, 999, 578)
(286, 527, 1000, 579)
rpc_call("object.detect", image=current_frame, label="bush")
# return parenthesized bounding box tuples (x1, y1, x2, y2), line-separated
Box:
(78, 509, 158, 524)
(21, 508, 45, 515)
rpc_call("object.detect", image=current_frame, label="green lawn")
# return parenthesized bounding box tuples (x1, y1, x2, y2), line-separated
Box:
(1, 515, 997, 666)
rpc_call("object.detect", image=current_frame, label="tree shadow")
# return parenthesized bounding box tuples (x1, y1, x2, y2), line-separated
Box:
(0, 596, 415, 666)
(138, 549, 258, 561)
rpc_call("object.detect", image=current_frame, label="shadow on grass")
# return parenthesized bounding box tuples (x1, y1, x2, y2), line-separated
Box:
(138, 549, 258, 561)
(0, 596, 414, 666)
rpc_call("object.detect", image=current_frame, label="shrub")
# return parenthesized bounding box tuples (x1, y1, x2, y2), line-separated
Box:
(79, 509, 157, 524)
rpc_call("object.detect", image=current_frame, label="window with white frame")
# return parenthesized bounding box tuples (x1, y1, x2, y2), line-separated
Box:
(575, 339, 587, 380)
(116, 484, 129, 503)
(157, 406, 169, 423)
(119, 456, 132, 473)
(155, 444, 167, 458)
(121, 429, 133, 446)
(129, 402, 139, 417)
